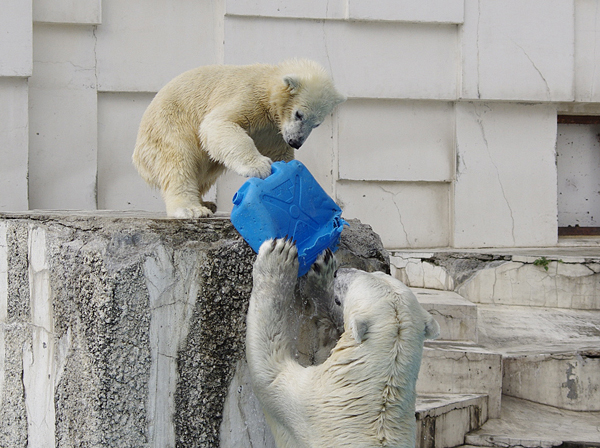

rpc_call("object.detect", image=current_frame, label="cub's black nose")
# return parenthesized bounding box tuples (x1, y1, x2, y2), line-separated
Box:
(288, 139, 302, 149)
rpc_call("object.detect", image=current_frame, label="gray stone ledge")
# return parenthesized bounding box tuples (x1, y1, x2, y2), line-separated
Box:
(0, 212, 388, 447)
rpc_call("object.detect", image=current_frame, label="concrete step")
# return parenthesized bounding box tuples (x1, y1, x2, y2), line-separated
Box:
(417, 341, 503, 418)
(391, 248, 600, 310)
(477, 304, 600, 411)
(503, 348, 600, 411)
(457, 257, 600, 309)
(416, 394, 488, 448)
(391, 252, 456, 291)
(463, 395, 600, 447)
(414, 288, 478, 342)
(477, 304, 600, 351)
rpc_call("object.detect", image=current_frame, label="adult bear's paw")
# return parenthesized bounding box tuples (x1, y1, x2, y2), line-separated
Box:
(301, 249, 337, 299)
(253, 238, 299, 292)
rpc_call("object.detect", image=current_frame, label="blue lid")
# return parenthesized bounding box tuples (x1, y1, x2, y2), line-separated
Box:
(231, 160, 347, 276)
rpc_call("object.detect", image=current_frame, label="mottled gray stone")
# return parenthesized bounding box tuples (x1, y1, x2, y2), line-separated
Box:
(337, 218, 390, 274)
(0, 222, 29, 448)
(0, 212, 388, 447)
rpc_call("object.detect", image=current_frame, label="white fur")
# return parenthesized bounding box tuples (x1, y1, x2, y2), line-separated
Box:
(247, 240, 440, 448)
(133, 60, 345, 218)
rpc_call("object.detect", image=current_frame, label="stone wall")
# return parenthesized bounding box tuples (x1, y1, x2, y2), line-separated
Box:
(0, 212, 387, 447)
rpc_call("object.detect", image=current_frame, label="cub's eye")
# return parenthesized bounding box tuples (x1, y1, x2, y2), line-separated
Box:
(335, 298, 341, 306)
(295, 110, 304, 121)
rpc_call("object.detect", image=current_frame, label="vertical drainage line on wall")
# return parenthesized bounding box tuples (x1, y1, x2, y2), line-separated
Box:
(591, 1, 600, 99)
(144, 245, 178, 448)
(24, 225, 56, 448)
(476, 0, 482, 99)
(143, 245, 199, 447)
(450, 98, 458, 248)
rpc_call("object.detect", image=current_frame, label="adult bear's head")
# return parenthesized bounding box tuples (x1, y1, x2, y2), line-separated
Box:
(333, 268, 440, 345)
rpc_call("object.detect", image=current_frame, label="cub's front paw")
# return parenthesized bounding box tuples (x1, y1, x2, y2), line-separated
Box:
(238, 155, 273, 179)
(253, 238, 299, 286)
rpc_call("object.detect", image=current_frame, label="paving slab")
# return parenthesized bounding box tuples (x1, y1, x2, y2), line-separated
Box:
(503, 348, 600, 411)
(458, 261, 600, 309)
(392, 246, 600, 260)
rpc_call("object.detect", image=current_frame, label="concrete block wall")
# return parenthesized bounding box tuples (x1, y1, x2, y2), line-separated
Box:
(2, 0, 600, 249)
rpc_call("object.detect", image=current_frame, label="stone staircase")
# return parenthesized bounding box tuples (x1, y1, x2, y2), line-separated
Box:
(395, 248, 600, 448)
(413, 288, 501, 448)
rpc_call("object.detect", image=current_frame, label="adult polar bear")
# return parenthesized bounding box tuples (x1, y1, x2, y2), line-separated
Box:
(133, 60, 345, 218)
(247, 239, 440, 448)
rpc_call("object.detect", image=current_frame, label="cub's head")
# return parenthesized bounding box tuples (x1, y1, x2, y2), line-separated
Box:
(333, 268, 440, 345)
(272, 59, 346, 149)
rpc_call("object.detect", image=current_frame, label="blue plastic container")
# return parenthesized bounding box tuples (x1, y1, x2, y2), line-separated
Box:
(231, 160, 347, 277)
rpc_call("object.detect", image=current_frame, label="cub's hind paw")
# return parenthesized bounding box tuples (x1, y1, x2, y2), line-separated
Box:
(201, 201, 217, 214)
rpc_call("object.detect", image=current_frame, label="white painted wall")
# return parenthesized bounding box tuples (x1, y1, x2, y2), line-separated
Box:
(28, 24, 98, 210)
(575, 0, 600, 102)
(454, 103, 558, 248)
(2, 0, 600, 248)
(97, 92, 162, 211)
(0, 0, 32, 77)
(461, 0, 574, 102)
(0, 79, 29, 211)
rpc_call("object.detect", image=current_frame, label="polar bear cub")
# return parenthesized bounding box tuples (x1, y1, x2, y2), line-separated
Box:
(247, 239, 440, 448)
(133, 60, 345, 218)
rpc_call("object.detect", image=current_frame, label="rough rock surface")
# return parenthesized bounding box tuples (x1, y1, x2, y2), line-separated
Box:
(336, 218, 390, 274)
(0, 212, 388, 448)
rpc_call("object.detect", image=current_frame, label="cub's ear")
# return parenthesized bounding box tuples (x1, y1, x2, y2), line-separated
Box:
(350, 317, 369, 344)
(283, 74, 301, 94)
(334, 92, 347, 105)
(424, 313, 440, 340)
